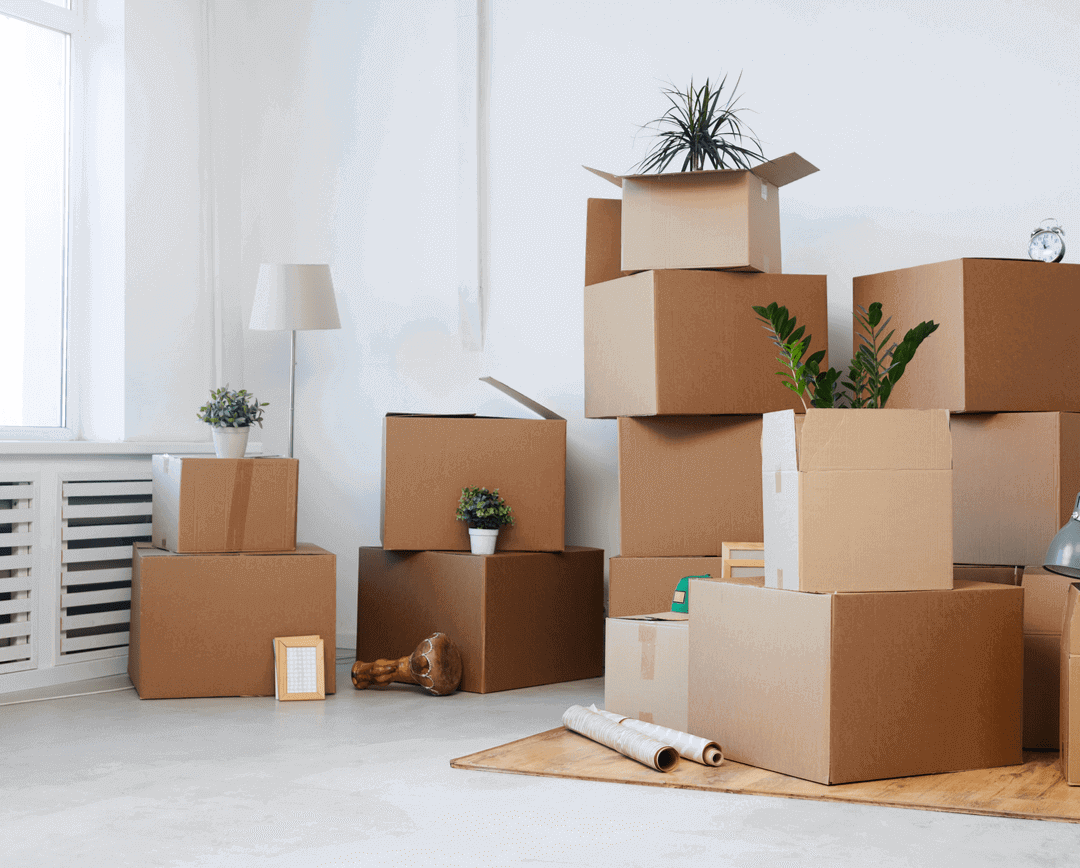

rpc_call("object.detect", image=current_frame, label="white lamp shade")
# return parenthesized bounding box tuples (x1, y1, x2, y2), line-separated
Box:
(250, 264, 341, 331)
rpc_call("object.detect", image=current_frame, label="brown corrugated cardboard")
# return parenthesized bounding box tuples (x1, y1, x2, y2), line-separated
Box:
(129, 543, 336, 699)
(853, 258, 1080, 412)
(608, 556, 725, 617)
(584, 270, 827, 418)
(619, 416, 762, 557)
(584, 199, 634, 287)
(381, 378, 566, 552)
(952, 413, 1080, 566)
(605, 613, 688, 732)
(953, 564, 1022, 586)
(761, 408, 953, 593)
(357, 546, 603, 694)
(1061, 583, 1080, 784)
(584, 153, 818, 273)
(688, 578, 1023, 785)
(151, 455, 298, 553)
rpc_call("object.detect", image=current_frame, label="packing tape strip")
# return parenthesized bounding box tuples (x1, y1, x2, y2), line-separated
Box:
(226, 459, 254, 551)
(638, 624, 656, 681)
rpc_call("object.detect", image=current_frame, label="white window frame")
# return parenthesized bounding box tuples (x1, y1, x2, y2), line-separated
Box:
(0, 0, 83, 441)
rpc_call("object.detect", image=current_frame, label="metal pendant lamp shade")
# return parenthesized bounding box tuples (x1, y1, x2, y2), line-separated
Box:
(249, 264, 340, 331)
(1044, 493, 1080, 578)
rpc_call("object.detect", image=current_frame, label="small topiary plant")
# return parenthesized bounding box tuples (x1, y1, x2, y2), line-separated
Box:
(197, 386, 268, 428)
(455, 487, 514, 530)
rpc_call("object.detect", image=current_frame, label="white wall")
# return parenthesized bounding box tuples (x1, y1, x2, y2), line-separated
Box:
(122, 0, 1080, 644)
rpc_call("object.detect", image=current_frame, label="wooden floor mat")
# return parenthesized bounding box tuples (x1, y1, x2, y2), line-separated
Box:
(451, 727, 1080, 823)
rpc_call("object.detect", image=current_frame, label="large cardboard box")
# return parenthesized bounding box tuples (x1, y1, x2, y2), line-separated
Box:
(605, 613, 688, 732)
(761, 408, 953, 593)
(151, 455, 298, 553)
(608, 555, 724, 617)
(584, 153, 818, 273)
(584, 270, 827, 418)
(1061, 583, 1080, 784)
(129, 543, 336, 699)
(381, 378, 565, 552)
(952, 412, 1080, 566)
(689, 578, 1023, 785)
(357, 546, 604, 693)
(619, 415, 762, 557)
(852, 258, 1080, 412)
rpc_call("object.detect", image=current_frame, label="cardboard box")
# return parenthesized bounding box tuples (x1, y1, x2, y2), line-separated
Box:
(852, 258, 1080, 412)
(689, 578, 1023, 785)
(584, 270, 828, 418)
(1061, 583, 1080, 784)
(151, 455, 298, 553)
(952, 413, 1080, 566)
(619, 415, 763, 557)
(608, 556, 724, 617)
(381, 378, 566, 552)
(584, 153, 818, 273)
(584, 198, 634, 288)
(129, 543, 336, 699)
(605, 613, 688, 732)
(357, 546, 604, 693)
(953, 564, 1021, 586)
(761, 408, 953, 593)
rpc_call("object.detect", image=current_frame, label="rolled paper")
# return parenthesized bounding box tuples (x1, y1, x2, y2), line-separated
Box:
(562, 704, 679, 772)
(589, 705, 723, 767)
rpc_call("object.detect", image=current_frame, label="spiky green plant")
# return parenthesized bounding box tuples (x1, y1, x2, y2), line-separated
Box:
(635, 74, 765, 173)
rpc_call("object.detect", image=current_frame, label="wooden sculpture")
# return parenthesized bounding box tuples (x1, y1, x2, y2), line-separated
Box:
(352, 632, 463, 696)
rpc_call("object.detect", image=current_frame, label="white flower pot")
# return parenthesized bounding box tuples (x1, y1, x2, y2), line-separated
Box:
(468, 527, 499, 555)
(212, 426, 250, 459)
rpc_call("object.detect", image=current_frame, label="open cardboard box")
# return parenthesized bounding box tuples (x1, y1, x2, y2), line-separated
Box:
(381, 378, 566, 552)
(584, 269, 827, 418)
(584, 152, 818, 274)
(689, 577, 1023, 785)
(952, 412, 1080, 566)
(853, 258, 1080, 412)
(762, 408, 953, 593)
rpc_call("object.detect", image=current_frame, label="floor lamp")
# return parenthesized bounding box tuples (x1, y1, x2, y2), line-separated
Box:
(249, 264, 341, 458)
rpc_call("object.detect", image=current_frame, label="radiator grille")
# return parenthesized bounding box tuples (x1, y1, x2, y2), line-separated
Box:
(0, 479, 36, 673)
(59, 479, 152, 662)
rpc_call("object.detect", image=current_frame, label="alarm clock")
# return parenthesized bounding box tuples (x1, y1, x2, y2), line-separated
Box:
(1028, 219, 1066, 263)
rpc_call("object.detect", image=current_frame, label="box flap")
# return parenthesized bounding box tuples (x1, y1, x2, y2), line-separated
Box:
(612, 611, 689, 623)
(583, 165, 623, 188)
(1064, 584, 1080, 655)
(761, 410, 798, 472)
(1021, 565, 1077, 634)
(750, 153, 819, 188)
(798, 408, 951, 471)
(479, 377, 564, 420)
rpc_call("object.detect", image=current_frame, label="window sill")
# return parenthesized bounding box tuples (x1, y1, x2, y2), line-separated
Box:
(0, 440, 266, 456)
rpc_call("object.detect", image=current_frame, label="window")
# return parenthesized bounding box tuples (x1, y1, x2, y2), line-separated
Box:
(0, 0, 79, 436)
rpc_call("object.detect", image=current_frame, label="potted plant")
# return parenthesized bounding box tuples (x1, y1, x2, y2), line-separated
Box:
(455, 487, 514, 555)
(197, 386, 268, 459)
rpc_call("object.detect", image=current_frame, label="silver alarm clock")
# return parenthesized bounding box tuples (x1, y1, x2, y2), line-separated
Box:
(1028, 218, 1065, 263)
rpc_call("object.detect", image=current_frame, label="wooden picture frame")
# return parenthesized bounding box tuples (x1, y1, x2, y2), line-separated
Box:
(273, 635, 326, 701)
(721, 542, 765, 579)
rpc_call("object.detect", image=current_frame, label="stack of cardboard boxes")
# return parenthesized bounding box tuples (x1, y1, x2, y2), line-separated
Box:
(589, 161, 1053, 784)
(357, 378, 605, 694)
(129, 455, 337, 699)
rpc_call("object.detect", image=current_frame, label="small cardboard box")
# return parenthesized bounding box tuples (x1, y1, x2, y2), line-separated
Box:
(619, 415, 763, 558)
(129, 543, 336, 699)
(952, 412, 1080, 566)
(689, 578, 1023, 785)
(761, 408, 953, 593)
(584, 153, 818, 273)
(1061, 583, 1080, 784)
(357, 546, 603, 693)
(151, 455, 298, 553)
(608, 555, 724, 617)
(605, 612, 689, 732)
(381, 378, 566, 552)
(584, 269, 827, 418)
(852, 258, 1080, 412)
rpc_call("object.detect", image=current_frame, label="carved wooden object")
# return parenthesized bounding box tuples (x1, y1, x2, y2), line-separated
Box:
(351, 632, 463, 696)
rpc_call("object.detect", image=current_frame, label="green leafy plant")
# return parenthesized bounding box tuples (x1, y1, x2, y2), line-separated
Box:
(752, 303, 939, 409)
(635, 74, 765, 174)
(196, 386, 268, 429)
(455, 487, 514, 530)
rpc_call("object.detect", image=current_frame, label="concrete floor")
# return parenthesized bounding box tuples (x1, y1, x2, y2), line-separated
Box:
(2, 661, 1079, 867)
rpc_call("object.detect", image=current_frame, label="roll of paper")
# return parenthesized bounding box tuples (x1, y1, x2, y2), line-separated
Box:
(562, 705, 679, 772)
(589, 705, 723, 767)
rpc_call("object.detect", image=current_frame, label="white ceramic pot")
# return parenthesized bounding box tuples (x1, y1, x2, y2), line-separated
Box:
(468, 527, 499, 555)
(212, 426, 250, 459)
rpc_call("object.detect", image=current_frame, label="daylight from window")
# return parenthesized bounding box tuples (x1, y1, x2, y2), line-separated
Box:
(0, 13, 68, 428)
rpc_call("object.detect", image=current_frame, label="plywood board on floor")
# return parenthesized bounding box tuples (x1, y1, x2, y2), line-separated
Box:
(451, 727, 1079, 824)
